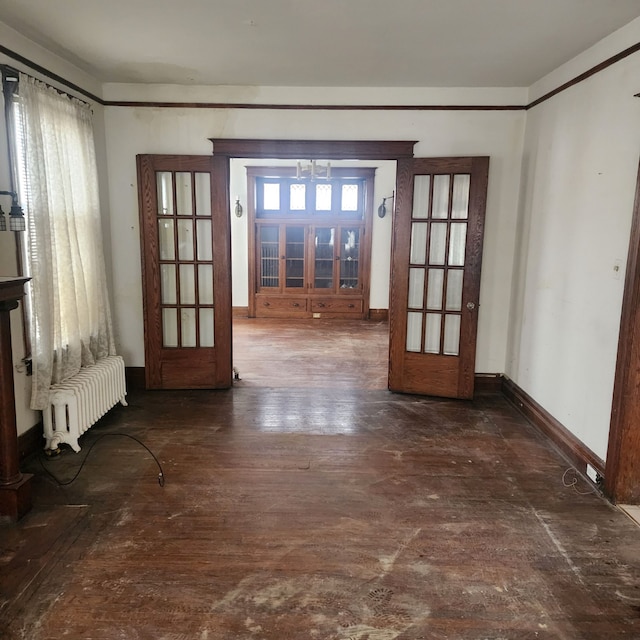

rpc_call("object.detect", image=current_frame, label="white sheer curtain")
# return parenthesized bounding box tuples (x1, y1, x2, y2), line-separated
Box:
(13, 73, 115, 410)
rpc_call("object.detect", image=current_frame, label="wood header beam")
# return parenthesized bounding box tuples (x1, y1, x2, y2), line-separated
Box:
(209, 139, 416, 160)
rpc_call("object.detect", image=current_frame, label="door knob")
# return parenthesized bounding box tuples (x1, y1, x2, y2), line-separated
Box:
(466, 302, 476, 310)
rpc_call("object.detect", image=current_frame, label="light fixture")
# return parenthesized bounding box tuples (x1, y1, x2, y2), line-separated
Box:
(377, 192, 395, 218)
(0, 190, 25, 232)
(234, 197, 243, 218)
(296, 160, 331, 181)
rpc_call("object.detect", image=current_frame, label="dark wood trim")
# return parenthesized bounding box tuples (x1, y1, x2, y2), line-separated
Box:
(605, 158, 640, 503)
(125, 366, 146, 392)
(527, 41, 640, 110)
(108, 101, 524, 111)
(502, 376, 605, 478)
(0, 47, 103, 104)
(211, 139, 416, 160)
(369, 309, 389, 322)
(17, 421, 43, 461)
(474, 373, 503, 395)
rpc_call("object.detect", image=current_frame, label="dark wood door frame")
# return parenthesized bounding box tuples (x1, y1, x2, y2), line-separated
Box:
(605, 158, 640, 504)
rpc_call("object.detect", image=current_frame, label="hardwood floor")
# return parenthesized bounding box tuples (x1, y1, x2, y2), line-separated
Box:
(231, 317, 389, 389)
(1, 319, 640, 639)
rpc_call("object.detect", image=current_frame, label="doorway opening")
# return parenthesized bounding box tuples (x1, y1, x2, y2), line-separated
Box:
(229, 156, 397, 389)
(136, 140, 489, 399)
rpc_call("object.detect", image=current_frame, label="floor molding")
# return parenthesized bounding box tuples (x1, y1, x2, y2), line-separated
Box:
(232, 306, 249, 317)
(125, 367, 146, 392)
(501, 376, 605, 478)
(369, 309, 389, 321)
(474, 373, 503, 394)
(17, 421, 43, 461)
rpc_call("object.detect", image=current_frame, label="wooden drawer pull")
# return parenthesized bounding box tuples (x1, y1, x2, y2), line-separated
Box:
(263, 302, 270, 307)
(317, 303, 325, 308)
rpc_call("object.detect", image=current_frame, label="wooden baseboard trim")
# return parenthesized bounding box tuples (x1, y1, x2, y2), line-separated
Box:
(474, 373, 503, 394)
(501, 376, 605, 477)
(233, 306, 249, 318)
(369, 309, 389, 321)
(17, 421, 43, 461)
(125, 366, 146, 392)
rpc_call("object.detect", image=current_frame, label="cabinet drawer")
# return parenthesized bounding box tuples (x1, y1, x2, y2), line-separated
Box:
(311, 298, 363, 313)
(257, 296, 308, 312)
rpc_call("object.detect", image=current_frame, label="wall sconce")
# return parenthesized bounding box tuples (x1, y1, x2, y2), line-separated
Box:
(377, 192, 394, 218)
(234, 197, 243, 218)
(0, 190, 25, 232)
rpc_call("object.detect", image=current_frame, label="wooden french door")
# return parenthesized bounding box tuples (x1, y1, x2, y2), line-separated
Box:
(137, 155, 232, 389)
(389, 157, 489, 399)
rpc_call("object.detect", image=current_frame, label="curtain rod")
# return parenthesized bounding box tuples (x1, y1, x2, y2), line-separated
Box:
(0, 44, 103, 105)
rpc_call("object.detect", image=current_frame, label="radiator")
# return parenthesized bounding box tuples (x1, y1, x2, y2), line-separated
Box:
(43, 355, 128, 452)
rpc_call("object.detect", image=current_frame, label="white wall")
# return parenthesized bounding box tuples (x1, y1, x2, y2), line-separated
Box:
(103, 96, 526, 373)
(507, 19, 640, 461)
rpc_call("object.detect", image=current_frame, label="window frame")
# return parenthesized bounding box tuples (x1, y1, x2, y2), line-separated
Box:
(251, 167, 372, 221)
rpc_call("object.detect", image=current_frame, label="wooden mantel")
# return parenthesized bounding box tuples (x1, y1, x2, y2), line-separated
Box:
(0, 277, 32, 520)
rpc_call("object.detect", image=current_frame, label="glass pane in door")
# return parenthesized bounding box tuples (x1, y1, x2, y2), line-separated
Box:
(432, 175, 450, 219)
(406, 312, 423, 352)
(285, 227, 306, 288)
(175, 173, 193, 216)
(443, 314, 461, 355)
(259, 226, 279, 288)
(194, 173, 211, 216)
(199, 308, 215, 347)
(451, 174, 470, 219)
(413, 176, 430, 219)
(156, 172, 174, 216)
(339, 228, 360, 290)
(408, 268, 425, 309)
(314, 227, 335, 289)
(181, 308, 197, 347)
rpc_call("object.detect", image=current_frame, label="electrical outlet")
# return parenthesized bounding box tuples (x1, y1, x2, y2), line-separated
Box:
(586, 464, 598, 483)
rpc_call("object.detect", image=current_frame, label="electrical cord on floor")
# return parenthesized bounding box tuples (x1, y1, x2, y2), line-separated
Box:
(38, 433, 165, 488)
(562, 467, 597, 495)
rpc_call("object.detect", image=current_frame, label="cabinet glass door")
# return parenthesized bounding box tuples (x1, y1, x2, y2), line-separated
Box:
(259, 225, 280, 288)
(339, 227, 360, 290)
(285, 226, 306, 288)
(314, 227, 336, 289)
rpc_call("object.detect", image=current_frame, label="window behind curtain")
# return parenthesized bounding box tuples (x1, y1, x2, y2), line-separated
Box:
(9, 73, 115, 410)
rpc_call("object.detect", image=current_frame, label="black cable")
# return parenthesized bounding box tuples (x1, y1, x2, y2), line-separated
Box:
(38, 433, 165, 487)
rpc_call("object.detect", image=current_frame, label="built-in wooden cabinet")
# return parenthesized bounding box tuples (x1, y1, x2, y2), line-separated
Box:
(248, 167, 374, 319)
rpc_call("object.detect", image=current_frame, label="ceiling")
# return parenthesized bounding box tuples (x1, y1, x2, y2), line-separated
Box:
(0, 0, 639, 88)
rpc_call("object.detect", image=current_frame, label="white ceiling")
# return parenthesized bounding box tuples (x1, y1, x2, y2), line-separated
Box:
(1, 0, 639, 88)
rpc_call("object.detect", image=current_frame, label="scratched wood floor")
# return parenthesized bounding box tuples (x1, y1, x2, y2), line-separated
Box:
(2, 318, 640, 639)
